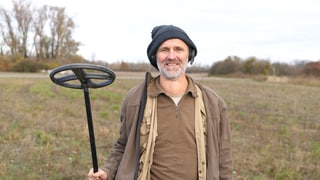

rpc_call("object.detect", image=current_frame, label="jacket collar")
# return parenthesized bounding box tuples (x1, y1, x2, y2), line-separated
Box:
(147, 74, 198, 98)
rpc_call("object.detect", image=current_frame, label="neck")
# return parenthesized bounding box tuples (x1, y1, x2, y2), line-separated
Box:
(159, 74, 188, 96)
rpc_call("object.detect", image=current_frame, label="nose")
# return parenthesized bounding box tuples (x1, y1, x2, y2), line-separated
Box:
(167, 50, 177, 60)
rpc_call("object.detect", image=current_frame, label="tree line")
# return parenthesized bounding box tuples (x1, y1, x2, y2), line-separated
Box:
(1, 0, 319, 77)
(209, 56, 320, 77)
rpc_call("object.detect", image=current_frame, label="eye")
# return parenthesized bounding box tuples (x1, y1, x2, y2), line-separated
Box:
(159, 47, 169, 52)
(175, 47, 184, 52)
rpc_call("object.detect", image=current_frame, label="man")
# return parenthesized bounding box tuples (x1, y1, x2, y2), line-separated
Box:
(88, 25, 233, 180)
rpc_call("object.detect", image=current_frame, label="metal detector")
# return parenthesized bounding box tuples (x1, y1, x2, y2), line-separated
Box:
(49, 63, 116, 173)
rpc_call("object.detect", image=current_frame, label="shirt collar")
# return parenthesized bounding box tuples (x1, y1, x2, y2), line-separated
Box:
(148, 75, 198, 98)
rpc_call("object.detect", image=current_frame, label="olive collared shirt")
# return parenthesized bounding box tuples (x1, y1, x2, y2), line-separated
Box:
(148, 77, 198, 180)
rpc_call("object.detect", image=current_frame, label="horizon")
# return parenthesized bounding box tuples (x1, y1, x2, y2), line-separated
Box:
(1, 0, 319, 66)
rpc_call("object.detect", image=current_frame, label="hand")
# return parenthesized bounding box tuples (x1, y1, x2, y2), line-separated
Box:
(87, 168, 108, 180)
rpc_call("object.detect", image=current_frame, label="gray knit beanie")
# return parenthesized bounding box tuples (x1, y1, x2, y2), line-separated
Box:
(147, 25, 197, 70)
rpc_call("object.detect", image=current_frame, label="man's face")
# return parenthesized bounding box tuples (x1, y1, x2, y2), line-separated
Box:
(156, 38, 189, 80)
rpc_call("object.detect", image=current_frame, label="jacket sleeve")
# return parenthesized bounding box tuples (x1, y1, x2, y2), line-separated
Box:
(101, 80, 146, 180)
(198, 83, 233, 180)
(218, 99, 234, 180)
(101, 94, 130, 180)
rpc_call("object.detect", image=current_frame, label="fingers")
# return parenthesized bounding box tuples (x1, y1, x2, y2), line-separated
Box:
(88, 168, 107, 180)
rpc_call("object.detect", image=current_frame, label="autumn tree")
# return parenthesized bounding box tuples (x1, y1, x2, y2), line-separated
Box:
(12, 0, 33, 58)
(304, 61, 320, 77)
(0, 6, 18, 55)
(209, 56, 242, 75)
(48, 6, 79, 59)
(32, 5, 49, 59)
(0, 0, 80, 61)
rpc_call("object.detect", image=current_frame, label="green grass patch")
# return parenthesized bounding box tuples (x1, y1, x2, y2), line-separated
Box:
(0, 74, 319, 179)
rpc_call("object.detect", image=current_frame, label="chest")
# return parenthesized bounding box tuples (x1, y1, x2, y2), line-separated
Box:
(156, 94, 195, 141)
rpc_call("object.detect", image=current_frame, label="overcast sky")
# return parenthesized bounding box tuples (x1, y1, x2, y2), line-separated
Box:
(2, 0, 320, 66)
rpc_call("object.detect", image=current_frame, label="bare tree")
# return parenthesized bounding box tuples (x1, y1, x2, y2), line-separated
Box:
(12, 0, 33, 58)
(0, 8, 6, 55)
(0, 7, 18, 55)
(1, 1, 80, 61)
(48, 6, 78, 59)
(32, 5, 49, 59)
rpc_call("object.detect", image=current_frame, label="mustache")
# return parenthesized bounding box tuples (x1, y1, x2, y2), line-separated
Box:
(163, 60, 181, 65)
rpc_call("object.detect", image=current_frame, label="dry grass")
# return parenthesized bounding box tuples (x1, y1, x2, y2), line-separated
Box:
(0, 73, 319, 179)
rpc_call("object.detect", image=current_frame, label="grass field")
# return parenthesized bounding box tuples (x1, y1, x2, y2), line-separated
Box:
(0, 72, 319, 179)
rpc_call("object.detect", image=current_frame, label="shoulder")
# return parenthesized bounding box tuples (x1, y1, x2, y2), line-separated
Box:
(186, 75, 221, 99)
(195, 82, 220, 98)
(123, 72, 154, 105)
(195, 82, 227, 108)
(123, 81, 144, 105)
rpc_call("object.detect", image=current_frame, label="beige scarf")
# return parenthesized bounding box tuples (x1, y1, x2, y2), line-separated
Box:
(138, 85, 206, 180)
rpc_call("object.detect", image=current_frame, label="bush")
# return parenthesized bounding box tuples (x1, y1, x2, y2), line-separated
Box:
(304, 61, 320, 77)
(9, 60, 49, 72)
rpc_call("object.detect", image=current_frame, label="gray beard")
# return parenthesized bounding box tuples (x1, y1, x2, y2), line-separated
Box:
(157, 61, 188, 80)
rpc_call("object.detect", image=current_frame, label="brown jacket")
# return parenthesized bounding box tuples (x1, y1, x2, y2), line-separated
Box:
(102, 73, 233, 180)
